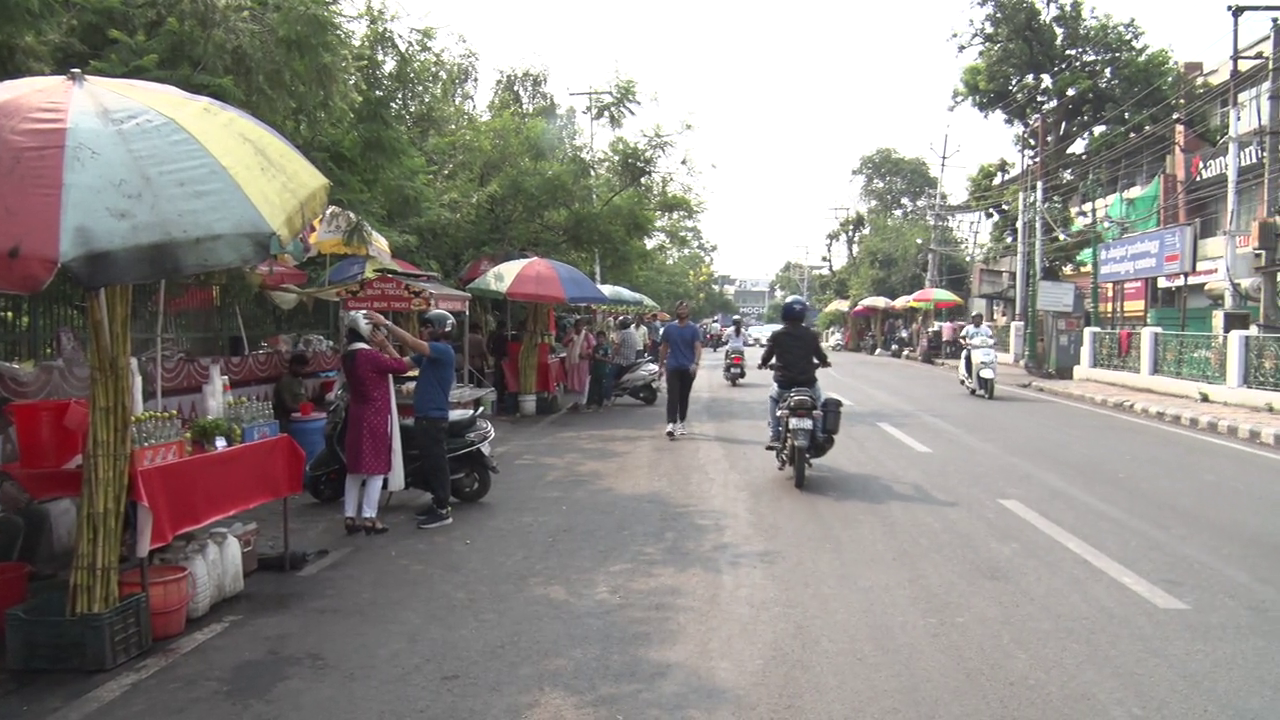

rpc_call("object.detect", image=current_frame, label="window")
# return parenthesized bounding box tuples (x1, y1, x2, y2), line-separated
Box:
(1234, 182, 1263, 230)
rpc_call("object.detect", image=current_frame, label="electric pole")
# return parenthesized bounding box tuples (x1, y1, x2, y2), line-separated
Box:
(1025, 118, 1048, 368)
(1226, 10, 1245, 310)
(1264, 17, 1280, 326)
(569, 88, 613, 284)
(927, 133, 959, 289)
(1015, 147, 1028, 323)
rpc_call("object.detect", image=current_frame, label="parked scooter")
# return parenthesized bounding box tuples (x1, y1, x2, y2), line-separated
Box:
(890, 328, 912, 358)
(723, 349, 747, 385)
(958, 336, 998, 399)
(306, 388, 499, 505)
(612, 356, 661, 404)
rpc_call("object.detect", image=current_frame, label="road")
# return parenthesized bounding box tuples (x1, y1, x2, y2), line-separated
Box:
(7, 349, 1280, 719)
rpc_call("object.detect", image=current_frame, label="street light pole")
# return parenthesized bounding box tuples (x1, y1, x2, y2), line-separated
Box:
(569, 88, 613, 284)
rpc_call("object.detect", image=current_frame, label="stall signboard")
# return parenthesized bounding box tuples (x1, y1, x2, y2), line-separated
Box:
(338, 277, 468, 313)
(132, 439, 186, 469)
(1096, 225, 1195, 283)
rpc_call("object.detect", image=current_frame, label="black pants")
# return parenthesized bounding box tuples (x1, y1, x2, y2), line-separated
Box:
(666, 368, 695, 423)
(414, 417, 451, 510)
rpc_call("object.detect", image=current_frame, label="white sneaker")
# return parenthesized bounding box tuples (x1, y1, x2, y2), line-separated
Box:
(665, 423, 676, 438)
(675, 422, 687, 436)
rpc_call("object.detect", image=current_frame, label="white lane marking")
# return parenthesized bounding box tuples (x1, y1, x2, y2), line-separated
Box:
(875, 422, 932, 452)
(826, 392, 851, 406)
(46, 616, 241, 720)
(1000, 384, 1280, 461)
(297, 546, 352, 576)
(998, 499, 1190, 610)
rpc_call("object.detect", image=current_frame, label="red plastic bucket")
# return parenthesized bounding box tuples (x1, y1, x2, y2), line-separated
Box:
(5, 399, 88, 469)
(120, 566, 191, 640)
(0, 562, 31, 635)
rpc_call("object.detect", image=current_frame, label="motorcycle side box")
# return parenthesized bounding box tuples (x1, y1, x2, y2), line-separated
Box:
(821, 397, 843, 436)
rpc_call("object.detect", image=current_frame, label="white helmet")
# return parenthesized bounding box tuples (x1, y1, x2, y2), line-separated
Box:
(345, 311, 374, 340)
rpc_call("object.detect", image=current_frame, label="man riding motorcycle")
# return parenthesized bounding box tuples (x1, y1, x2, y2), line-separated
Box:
(959, 311, 994, 381)
(759, 296, 830, 449)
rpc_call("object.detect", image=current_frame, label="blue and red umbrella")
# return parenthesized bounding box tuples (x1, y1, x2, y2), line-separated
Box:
(325, 256, 427, 286)
(465, 257, 608, 305)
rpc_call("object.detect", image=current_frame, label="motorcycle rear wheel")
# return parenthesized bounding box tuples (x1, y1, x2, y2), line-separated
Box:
(792, 446, 806, 489)
(309, 468, 345, 504)
(636, 386, 658, 405)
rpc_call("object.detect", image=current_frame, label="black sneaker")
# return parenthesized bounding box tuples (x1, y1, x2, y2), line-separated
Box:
(416, 505, 453, 529)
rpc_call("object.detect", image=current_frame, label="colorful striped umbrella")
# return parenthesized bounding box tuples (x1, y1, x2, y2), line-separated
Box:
(908, 287, 964, 309)
(0, 70, 329, 295)
(465, 257, 608, 305)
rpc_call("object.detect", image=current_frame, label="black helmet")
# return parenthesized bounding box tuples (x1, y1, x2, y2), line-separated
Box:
(618, 316, 633, 330)
(781, 295, 808, 323)
(418, 309, 456, 339)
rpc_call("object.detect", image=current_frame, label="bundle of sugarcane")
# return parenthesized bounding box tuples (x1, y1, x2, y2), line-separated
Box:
(68, 285, 134, 616)
(517, 304, 549, 395)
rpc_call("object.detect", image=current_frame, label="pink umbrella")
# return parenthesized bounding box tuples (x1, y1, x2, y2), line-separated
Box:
(850, 305, 876, 317)
(252, 260, 308, 288)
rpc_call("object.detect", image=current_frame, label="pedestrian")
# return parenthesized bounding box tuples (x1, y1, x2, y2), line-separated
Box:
(611, 316, 641, 404)
(658, 301, 702, 438)
(370, 307, 457, 530)
(633, 316, 650, 362)
(587, 329, 612, 409)
(339, 312, 412, 536)
(561, 317, 595, 411)
(487, 319, 509, 412)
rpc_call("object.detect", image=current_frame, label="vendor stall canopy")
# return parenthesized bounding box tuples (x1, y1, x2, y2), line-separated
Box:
(0, 70, 330, 295)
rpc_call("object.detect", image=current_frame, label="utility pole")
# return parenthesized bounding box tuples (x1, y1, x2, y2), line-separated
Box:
(1014, 147, 1028, 323)
(1263, 17, 1280, 325)
(927, 133, 959, 288)
(1026, 118, 1047, 368)
(569, 88, 613, 284)
(1226, 9, 1245, 309)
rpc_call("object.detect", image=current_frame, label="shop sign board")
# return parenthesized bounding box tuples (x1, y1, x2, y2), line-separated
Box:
(1097, 225, 1195, 283)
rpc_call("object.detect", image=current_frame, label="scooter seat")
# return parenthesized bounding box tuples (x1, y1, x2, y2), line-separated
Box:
(447, 409, 478, 435)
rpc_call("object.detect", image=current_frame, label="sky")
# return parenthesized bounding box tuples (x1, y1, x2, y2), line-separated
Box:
(399, 1, 1277, 281)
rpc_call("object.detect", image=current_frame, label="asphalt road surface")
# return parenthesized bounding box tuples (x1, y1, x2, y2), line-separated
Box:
(7, 349, 1280, 719)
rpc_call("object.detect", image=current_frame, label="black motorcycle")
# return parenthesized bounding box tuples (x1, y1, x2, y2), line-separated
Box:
(305, 389, 499, 505)
(765, 364, 842, 490)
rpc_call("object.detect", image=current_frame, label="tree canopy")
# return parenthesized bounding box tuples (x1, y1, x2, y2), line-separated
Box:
(0, 0, 727, 314)
(952, 0, 1191, 268)
(770, 147, 970, 312)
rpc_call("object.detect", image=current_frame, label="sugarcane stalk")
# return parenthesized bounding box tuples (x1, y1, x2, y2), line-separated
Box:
(69, 285, 133, 616)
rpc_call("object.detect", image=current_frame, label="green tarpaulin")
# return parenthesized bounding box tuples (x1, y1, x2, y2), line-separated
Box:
(1075, 175, 1162, 265)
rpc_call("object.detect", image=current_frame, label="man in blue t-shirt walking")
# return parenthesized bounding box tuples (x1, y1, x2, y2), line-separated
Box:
(371, 307, 457, 529)
(658, 301, 702, 438)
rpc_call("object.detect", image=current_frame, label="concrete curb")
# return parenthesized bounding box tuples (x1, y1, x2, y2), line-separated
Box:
(1026, 381, 1280, 448)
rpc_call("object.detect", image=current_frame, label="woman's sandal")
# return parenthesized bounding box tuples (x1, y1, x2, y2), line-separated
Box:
(344, 517, 360, 536)
(363, 519, 390, 536)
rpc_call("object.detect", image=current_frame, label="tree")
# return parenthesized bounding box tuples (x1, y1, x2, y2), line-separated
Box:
(953, 0, 1188, 267)
(852, 149, 939, 219)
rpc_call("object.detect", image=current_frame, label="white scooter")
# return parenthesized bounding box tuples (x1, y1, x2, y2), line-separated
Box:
(613, 356, 661, 405)
(958, 336, 997, 399)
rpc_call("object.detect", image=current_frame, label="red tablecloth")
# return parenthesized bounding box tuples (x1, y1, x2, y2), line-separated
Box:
(133, 435, 303, 551)
(2, 436, 303, 553)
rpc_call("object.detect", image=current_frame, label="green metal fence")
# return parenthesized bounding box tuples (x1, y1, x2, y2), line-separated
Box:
(1244, 334, 1280, 391)
(1092, 330, 1139, 373)
(1152, 332, 1226, 385)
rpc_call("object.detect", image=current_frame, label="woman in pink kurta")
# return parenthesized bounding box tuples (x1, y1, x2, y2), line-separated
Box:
(341, 314, 411, 535)
(562, 317, 595, 410)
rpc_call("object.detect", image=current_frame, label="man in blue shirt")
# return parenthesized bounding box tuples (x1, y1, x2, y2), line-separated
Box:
(658, 301, 702, 438)
(371, 307, 457, 529)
